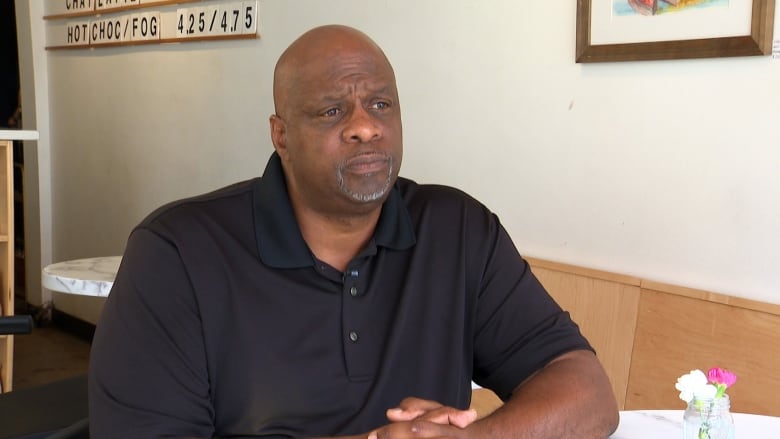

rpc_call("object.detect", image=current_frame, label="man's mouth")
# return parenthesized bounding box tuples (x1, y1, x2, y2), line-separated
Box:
(343, 153, 390, 175)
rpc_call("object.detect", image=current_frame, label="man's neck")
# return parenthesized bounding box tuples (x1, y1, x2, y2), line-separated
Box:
(292, 202, 382, 272)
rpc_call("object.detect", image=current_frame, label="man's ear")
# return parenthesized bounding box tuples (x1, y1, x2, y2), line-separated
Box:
(269, 114, 288, 159)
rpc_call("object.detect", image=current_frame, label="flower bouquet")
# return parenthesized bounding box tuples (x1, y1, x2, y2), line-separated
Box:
(675, 367, 737, 439)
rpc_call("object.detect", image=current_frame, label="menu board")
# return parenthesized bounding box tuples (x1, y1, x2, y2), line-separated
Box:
(45, 0, 259, 50)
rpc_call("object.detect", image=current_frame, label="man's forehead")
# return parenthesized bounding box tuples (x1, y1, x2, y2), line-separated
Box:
(303, 46, 392, 76)
(292, 54, 396, 92)
(316, 82, 396, 100)
(284, 25, 380, 57)
(274, 26, 396, 113)
(291, 75, 395, 108)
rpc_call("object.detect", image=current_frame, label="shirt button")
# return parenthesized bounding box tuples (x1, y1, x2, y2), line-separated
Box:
(349, 331, 359, 342)
(350, 286, 358, 297)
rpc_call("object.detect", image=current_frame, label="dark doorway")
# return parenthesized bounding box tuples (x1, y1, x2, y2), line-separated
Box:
(1, 2, 26, 304)
(1, 1, 20, 129)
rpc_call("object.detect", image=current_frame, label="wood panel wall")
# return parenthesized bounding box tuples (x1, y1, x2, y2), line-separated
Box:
(626, 285, 780, 415)
(469, 258, 780, 418)
(527, 259, 640, 410)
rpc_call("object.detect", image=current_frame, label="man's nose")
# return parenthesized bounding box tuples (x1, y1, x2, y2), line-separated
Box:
(342, 106, 381, 143)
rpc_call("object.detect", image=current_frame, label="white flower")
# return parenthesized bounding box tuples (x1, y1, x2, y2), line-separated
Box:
(695, 383, 718, 400)
(675, 369, 717, 402)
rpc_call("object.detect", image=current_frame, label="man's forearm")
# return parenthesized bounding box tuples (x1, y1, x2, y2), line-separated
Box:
(311, 351, 617, 439)
(468, 350, 619, 439)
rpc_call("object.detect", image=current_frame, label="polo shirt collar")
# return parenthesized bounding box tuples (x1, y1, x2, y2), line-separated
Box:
(253, 153, 416, 269)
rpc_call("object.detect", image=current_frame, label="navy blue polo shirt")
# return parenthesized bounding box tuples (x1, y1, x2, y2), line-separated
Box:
(89, 153, 591, 438)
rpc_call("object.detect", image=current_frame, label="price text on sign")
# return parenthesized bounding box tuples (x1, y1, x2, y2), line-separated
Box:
(176, 1, 257, 38)
(46, 1, 259, 49)
(64, 12, 161, 45)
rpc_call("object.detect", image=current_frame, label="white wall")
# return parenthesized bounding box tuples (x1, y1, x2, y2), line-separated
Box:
(19, 1, 780, 323)
(15, 0, 52, 312)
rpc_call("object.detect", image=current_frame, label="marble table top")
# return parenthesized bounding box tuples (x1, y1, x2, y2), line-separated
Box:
(41, 256, 121, 297)
(612, 410, 780, 438)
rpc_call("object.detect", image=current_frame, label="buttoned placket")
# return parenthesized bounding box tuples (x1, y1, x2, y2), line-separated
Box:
(341, 264, 375, 380)
(344, 267, 361, 344)
(311, 257, 374, 379)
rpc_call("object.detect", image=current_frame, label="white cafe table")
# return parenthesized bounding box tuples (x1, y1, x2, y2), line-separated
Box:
(0, 129, 39, 142)
(41, 256, 121, 297)
(612, 410, 780, 438)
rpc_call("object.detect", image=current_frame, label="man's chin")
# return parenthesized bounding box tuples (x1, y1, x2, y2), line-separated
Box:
(340, 176, 394, 204)
(345, 188, 389, 203)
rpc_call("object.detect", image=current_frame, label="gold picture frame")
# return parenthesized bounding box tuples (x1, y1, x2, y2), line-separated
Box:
(576, 0, 776, 62)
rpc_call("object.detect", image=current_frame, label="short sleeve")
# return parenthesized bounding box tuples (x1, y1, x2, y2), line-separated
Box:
(471, 222, 592, 400)
(88, 228, 215, 438)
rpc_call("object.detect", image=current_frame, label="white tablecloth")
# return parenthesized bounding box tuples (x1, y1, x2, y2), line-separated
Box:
(612, 410, 780, 438)
(41, 256, 121, 297)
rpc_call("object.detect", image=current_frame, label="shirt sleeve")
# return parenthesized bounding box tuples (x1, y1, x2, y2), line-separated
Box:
(88, 227, 215, 438)
(471, 218, 593, 401)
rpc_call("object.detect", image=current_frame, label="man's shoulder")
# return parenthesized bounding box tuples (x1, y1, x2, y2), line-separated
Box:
(138, 178, 259, 230)
(396, 176, 486, 211)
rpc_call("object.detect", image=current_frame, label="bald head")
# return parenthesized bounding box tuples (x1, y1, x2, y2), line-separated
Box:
(273, 25, 396, 118)
(267, 24, 403, 221)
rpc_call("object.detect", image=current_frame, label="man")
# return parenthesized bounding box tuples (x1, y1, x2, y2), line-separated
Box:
(89, 25, 618, 438)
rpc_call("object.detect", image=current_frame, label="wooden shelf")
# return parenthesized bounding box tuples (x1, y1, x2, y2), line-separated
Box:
(0, 140, 15, 392)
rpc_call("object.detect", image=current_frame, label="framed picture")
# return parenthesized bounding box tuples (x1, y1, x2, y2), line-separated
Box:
(576, 0, 776, 62)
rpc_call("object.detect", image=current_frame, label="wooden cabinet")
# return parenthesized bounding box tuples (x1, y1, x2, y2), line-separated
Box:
(0, 138, 14, 392)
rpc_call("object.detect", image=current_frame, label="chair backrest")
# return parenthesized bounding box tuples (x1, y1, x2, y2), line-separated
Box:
(44, 418, 89, 439)
(0, 375, 88, 439)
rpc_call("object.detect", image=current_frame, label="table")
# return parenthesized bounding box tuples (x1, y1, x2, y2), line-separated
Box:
(41, 256, 121, 297)
(0, 130, 39, 141)
(612, 410, 780, 438)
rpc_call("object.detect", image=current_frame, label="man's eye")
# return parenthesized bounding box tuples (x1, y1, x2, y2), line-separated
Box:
(323, 108, 341, 117)
(372, 101, 390, 110)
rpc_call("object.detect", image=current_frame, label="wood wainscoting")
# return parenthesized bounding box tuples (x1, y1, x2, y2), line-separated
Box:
(470, 258, 780, 418)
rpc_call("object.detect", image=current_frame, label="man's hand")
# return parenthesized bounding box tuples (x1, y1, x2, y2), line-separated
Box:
(363, 397, 477, 439)
(313, 398, 475, 439)
(466, 350, 619, 439)
(385, 397, 477, 428)
(367, 420, 464, 439)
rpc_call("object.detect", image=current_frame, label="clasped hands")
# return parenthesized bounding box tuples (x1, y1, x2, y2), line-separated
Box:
(366, 397, 478, 439)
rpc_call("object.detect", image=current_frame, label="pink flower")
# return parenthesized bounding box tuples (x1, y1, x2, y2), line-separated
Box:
(707, 367, 737, 388)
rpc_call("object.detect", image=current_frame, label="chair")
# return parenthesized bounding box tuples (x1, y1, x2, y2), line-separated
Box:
(0, 316, 89, 439)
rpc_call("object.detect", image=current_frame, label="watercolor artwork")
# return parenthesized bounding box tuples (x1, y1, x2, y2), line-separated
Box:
(578, 0, 774, 62)
(614, 0, 729, 16)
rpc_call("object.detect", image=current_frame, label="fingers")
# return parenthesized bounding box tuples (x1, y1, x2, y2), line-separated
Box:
(369, 419, 464, 439)
(441, 408, 477, 428)
(386, 397, 478, 428)
(396, 397, 446, 413)
(387, 407, 424, 422)
(387, 397, 443, 422)
(413, 407, 476, 428)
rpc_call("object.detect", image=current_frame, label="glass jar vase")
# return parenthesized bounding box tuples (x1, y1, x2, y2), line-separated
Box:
(683, 395, 735, 439)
